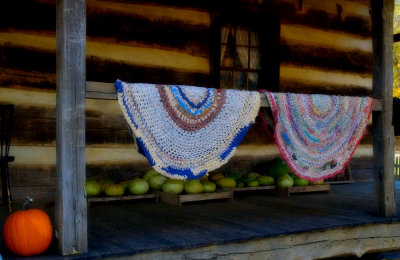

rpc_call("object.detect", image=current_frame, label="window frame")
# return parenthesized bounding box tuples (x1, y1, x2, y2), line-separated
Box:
(219, 25, 262, 90)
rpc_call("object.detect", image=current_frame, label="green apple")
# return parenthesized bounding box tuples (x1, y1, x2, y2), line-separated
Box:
(277, 173, 294, 187)
(105, 184, 125, 196)
(85, 180, 101, 196)
(202, 181, 217, 193)
(216, 177, 236, 188)
(257, 176, 275, 186)
(184, 180, 204, 194)
(294, 177, 309, 186)
(148, 174, 167, 190)
(162, 179, 184, 194)
(128, 178, 149, 195)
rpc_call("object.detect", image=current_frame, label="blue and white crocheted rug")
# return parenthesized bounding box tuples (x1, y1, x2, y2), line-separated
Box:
(115, 80, 260, 180)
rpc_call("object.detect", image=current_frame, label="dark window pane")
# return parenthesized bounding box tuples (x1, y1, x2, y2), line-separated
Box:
(250, 48, 261, 69)
(236, 27, 249, 46)
(250, 31, 260, 47)
(220, 70, 233, 89)
(221, 27, 229, 44)
(221, 45, 234, 67)
(235, 47, 248, 68)
(248, 73, 259, 90)
(233, 71, 247, 89)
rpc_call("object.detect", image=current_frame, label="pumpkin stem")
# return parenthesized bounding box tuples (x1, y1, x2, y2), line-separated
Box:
(22, 196, 34, 210)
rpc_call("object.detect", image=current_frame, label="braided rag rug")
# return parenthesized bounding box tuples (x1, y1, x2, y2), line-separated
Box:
(260, 91, 373, 181)
(115, 80, 260, 180)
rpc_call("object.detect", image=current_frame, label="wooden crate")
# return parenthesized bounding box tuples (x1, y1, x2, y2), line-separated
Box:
(87, 194, 158, 206)
(222, 185, 276, 193)
(155, 191, 233, 206)
(276, 184, 331, 197)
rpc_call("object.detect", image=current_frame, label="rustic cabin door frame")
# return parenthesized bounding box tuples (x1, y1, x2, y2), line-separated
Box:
(54, 0, 396, 255)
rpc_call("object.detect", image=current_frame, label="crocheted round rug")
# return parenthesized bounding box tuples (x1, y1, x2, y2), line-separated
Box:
(262, 91, 373, 181)
(116, 80, 260, 180)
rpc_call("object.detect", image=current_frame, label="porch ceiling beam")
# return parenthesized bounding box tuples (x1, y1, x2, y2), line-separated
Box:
(371, 0, 396, 217)
(56, 0, 88, 255)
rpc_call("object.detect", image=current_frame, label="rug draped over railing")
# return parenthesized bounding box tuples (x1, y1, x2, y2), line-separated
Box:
(115, 80, 260, 180)
(260, 91, 373, 181)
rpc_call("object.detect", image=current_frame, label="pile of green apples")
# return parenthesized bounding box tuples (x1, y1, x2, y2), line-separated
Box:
(84, 175, 150, 197)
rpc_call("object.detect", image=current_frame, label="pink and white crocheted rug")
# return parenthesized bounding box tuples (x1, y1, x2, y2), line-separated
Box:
(261, 91, 373, 181)
(115, 80, 260, 180)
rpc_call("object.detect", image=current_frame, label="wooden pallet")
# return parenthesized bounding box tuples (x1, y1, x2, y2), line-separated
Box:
(87, 193, 158, 206)
(276, 184, 331, 197)
(222, 185, 276, 193)
(155, 191, 233, 206)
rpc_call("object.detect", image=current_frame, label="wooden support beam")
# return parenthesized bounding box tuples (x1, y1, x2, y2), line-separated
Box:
(56, 0, 87, 255)
(371, 0, 396, 217)
(85, 81, 383, 111)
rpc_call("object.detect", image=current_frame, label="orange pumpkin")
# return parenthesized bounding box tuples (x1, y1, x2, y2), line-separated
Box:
(3, 197, 53, 256)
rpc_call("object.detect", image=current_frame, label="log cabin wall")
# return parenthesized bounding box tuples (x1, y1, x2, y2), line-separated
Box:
(0, 0, 382, 201)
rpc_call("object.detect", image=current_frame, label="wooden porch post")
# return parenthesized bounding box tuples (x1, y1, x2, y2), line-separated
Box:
(371, 0, 396, 217)
(56, 0, 87, 255)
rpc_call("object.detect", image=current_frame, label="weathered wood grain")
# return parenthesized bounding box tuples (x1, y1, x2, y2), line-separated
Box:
(0, 185, 56, 203)
(280, 3, 371, 37)
(0, 32, 210, 74)
(87, 194, 158, 207)
(276, 184, 331, 197)
(280, 44, 372, 74)
(0, 43, 211, 88)
(222, 186, 276, 192)
(56, 0, 87, 254)
(371, 0, 396, 217)
(156, 191, 233, 206)
(130, 223, 400, 260)
(281, 24, 372, 53)
(280, 65, 372, 93)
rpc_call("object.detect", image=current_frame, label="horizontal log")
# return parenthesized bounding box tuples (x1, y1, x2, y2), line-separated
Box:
(0, 32, 210, 74)
(1, 0, 210, 28)
(278, 0, 370, 19)
(0, 46, 211, 88)
(0, 185, 56, 203)
(2, 2, 211, 57)
(281, 6, 371, 37)
(280, 44, 372, 74)
(280, 64, 372, 91)
(8, 144, 286, 165)
(279, 79, 372, 97)
(0, 68, 56, 90)
(5, 154, 374, 194)
(87, 56, 211, 87)
(281, 24, 372, 53)
(85, 81, 382, 111)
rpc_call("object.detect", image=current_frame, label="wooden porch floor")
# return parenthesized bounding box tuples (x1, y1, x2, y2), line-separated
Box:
(1, 182, 400, 259)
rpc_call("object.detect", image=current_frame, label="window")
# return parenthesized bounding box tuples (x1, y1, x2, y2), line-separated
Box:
(220, 25, 261, 90)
